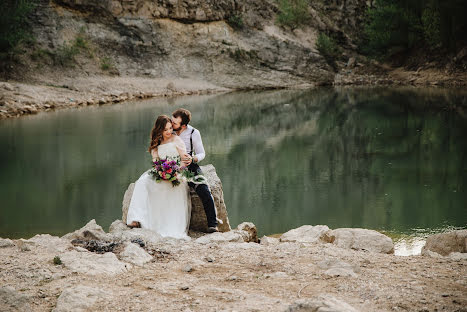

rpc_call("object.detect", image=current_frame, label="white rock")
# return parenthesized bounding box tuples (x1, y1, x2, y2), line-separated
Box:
(60, 251, 130, 275)
(285, 295, 359, 312)
(280, 225, 330, 243)
(53, 285, 110, 312)
(0, 286, 32, 311)
(111, 227, 163, 245)
(108, 219, 128, 233)
(318, 258, 360, 278)
(236, 222, 258, 243)
(25, 234, 72, 253)
(260, 236, 280, 246)
(448, 252, 467, 261)
(326, 228, 394, 254)
(119, 242, 152, 266)
(0, 238, 15, 248)
(195, 231, 244, 244)
(62, 219, 112, 242)
(324, 267, 357, 278)
(422, 230, 467, 256)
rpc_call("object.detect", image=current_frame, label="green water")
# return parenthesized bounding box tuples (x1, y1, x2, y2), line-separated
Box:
(0, 87, 466, 241)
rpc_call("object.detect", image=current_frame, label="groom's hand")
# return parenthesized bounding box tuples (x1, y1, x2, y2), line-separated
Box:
(182, 154, 192, 166)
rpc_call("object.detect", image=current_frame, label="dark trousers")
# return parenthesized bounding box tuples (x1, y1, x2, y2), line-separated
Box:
(188, 163, 218, 228)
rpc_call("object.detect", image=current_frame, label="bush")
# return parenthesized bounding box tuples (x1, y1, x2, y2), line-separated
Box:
(53, 35, 92, 66)
(53, 256, 62, 265)
(228, 15, 244, 30)
(421, 5, 441, 49)
(316, 33, 339, 61)
(276, 0, 310, 29)
(0, 0, 36, 56)
(100, 56, 113, 70)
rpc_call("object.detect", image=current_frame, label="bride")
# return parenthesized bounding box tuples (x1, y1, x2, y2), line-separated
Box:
(126, 115, 192, 239)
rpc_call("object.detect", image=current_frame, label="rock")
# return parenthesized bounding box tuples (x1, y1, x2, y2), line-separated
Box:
(325, 228, 394, 254)
(108, 219, 128, 233)
(346, 57, 356, 68)
(25, 234, 72, 253)
(195, 231, 244, 244)
(318, 259, 359, 278)
(122, 165, 231, 233)
(119, 242, 152, 266)
(0, 286, 32, 312)
(1, 82, 15, 91)
(236, 222, 258, 243)
(111, 227, 163, 245)
(53, 285, 110, 312)
(166, 81, 176, 91)
(260, 236, 280, 246)
(62, 219, 112, 242)
(421, 230, 467, 256)
(59, 250, 130, 275)
(182, 265, 193, 272)
(280, 225, 330, 243)
(285, 295, 359, 312)
(449, 252, 467, 261)
(0, 238, 15, 248)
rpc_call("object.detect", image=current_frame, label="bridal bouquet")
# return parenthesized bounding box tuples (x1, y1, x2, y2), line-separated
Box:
(149, 157, 184, 187)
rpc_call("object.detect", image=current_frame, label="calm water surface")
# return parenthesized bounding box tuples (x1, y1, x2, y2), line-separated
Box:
(1, 87, 466, 253)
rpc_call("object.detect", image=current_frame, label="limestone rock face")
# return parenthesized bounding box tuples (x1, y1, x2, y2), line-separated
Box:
(280, 225, 330, 243)
(422, 230, 467, 256)
(59, 251, 131, 275)
(53, 285, 110, 312)
(119, 242, 153, 266)
(62, 219, 112, 242)
(285, 295, 359, 312)
(122, 164, 231, 233)
(326, 228, 394, 254)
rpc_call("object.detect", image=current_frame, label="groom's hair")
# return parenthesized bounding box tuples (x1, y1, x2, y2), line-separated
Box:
(172, 108, 191, 126)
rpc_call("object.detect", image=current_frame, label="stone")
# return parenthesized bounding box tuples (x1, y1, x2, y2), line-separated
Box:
(0, 238, 15, 248)
(346, 57, 356, 68)
(59, 250, 130, 275)
(182, 265, 193, 272)
(280, 225, 330, 243)
(1, 82, 15, 91)
(325, 228, 394, 254)
(122, 165, 231, 233)
(421, 230, 467, 256)
(449, 252, 467, 261)
(166, 81, 176, 91)
(109, 219, 129, 233)
(62, 219, 112, 242)
(195, 231, 244, 244)
(260, 236, 280, 246)
(111, 227, 163, 245)
(25, 234, 72, 253)
(236, 222, 258, 243)
(53, 285, 110, 312)
(285, 295, 359, 312)
(0, 286, 32, 312)
(318, 258, 360, 278)
(119, 242, 152, 266)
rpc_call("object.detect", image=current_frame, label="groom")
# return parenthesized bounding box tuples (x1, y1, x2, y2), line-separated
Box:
(171, 108, 219, 233)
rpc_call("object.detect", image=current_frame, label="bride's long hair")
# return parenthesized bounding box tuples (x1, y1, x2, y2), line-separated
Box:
(148, 115, 172, 152)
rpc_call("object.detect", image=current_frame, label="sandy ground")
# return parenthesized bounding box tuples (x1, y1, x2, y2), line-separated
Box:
(0, 228, 466, 312)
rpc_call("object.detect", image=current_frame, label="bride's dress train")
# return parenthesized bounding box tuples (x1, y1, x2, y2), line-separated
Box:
(126, 142, 191, 239)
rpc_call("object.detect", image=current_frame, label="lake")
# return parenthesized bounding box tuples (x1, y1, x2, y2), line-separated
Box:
(1, 87, 466, 254)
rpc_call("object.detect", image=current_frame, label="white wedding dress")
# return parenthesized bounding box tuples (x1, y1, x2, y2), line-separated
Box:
(126, 141, 191, 239)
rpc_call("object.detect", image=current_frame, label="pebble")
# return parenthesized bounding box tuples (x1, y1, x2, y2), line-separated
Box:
(182, 265, 193, 273)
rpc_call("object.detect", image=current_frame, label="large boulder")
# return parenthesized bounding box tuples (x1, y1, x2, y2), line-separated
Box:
(59, 250, 131, 275)
(62, 219, 112, 242)
(325, 228, 394, 254)
(0, 286, 32, 312)
(118, 242, 153, 267)
(53, 285, 110, 312)
(421, 230, 467, 256)
(122, 164, 231, 232)
(280, 225, 330, 243)
(285, 295, 359, 312)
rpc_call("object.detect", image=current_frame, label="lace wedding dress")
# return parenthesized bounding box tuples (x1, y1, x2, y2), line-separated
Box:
(126, 140, 191, 239)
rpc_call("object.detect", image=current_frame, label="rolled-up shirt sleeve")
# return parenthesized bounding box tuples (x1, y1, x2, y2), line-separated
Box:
(192, 129, 206, 162)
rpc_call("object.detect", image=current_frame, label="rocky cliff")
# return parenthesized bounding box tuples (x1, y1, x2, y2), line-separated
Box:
(21, 0, 369, 88)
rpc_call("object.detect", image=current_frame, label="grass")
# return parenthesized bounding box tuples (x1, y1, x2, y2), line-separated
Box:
(276, 0, 310, 29)
(100, 56, 114, 71)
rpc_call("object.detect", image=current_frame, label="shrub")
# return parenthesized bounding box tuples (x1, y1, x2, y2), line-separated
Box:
(316, 32, 339, 61)
(54, 41, 80, 66)
(53, 256, 62, 265)
(0, 0, 36, 56)
(276, 0, 310, 29)
(421, 5, 441, 49)
(228, 15, 244, 30)
(100, 56, 113, 70)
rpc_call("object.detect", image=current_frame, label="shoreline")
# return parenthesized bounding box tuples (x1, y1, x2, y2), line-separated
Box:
(0, 220, 465, 311)
(1, 68, 466, 121)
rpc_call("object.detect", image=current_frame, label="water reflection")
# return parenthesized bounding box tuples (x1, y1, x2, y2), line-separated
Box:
(0, 87, 466, 246)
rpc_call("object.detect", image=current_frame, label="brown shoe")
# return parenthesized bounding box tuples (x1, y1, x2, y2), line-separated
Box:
(128, 221, 141, 229)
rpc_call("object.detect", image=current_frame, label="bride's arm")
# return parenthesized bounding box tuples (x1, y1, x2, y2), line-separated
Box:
(174, 136, 191, 166)
(150, 148, 159, 162)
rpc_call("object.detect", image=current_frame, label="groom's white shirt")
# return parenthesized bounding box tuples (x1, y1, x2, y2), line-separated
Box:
(178, 124, 206, 162)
